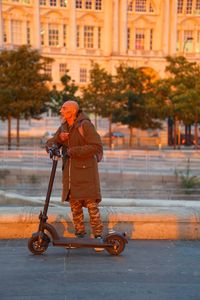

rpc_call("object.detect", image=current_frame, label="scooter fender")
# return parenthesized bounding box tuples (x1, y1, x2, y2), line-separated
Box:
(105, 232, 128, 244)
(32, 223, 60, 241)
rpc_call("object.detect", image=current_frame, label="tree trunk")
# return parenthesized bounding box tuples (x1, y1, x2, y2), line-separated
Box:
(108, 114, 112, 150)
(173, 115, 177, 149)
(194, 114, 198, 149)
(129, 126, 133, 148)
(7, 114, 11, 150)
(16, 117, 20, 148)
(94, 112, 97, 129)
(177, 120, 181, 149)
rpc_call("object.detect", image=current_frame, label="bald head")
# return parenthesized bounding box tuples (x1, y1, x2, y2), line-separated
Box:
(60, 100, 79, 125)
(61, 100, 79, 112)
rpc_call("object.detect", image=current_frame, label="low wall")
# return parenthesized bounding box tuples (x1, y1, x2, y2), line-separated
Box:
(1, 203, 200, 240)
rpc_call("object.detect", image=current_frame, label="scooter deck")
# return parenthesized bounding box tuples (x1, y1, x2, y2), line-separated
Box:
(52, 237, 110, 249)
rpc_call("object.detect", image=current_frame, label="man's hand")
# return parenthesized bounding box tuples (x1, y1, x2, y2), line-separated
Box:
(59, 132, 69, 142)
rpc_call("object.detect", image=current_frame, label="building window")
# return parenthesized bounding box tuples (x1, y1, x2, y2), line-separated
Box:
(63, 24, 67, 47)
(41, 26, 45, 46)
(40, 0, 46, 5)
(135, 28, 145, 50)
(128, 0, 133, 11)
(127, 28, 130, 49)
(59, 63, 67, 76)
(95, 0, 102, 10)
(27, 22, 31, 45)
(84, 26, 94, 48)
(98, 27, 101, 48)
(177, 30, 180, 51)
(45, 63, 52, 76)
(195, 0, 200, 13)
(3, 19, 7, 43)
(149, 1, 154, 12)
(177, 0, 184, 13)
(76, 0, 82, 8)
(135, 0, 146, 12)
(150, 29, 153, 50)
(196, 0, 200, 9)
(186, 0, 193, 14)
(76, 25, 80, 47)
(197, 30, 200, 52)
(85, 0, 92, 9)
(11, 20, 22, 45)
(183, 30, 193, 52)
(60, 0, 67, 7)
(50, 0, 57, 6)
(80, 68, 87, 82)
(49, 24, 59, 47)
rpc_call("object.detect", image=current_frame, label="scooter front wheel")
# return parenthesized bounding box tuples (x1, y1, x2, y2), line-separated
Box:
(105, 234, 126, 255)
(28, 234, 49, 255)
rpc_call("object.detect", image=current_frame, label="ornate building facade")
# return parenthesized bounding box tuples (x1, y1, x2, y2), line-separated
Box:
(1, 0, 200, 146)
(1, 0, 200, 87)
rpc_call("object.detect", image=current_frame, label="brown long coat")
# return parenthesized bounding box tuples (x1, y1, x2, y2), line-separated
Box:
(46, 111, 103, 202)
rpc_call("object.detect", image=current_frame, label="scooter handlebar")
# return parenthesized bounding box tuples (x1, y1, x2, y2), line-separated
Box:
(47, 145, 61, 159)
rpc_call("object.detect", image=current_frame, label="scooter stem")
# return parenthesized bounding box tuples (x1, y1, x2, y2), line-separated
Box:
(43, 156, 59, 217)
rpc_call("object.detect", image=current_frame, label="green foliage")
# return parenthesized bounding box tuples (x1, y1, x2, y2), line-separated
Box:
(81, 62, 115, 118)
(156, 55, 200, 125)
(46, 70, 80, 115)
(0, 45, 52, 120)
(112, 64, 162, 130)
(175, 158, 200, 194)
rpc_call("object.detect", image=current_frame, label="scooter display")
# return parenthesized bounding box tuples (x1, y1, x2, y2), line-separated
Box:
(28, 146, 128, 256)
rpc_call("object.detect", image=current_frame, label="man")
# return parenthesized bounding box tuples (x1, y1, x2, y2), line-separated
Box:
(46, 100, 103, 248)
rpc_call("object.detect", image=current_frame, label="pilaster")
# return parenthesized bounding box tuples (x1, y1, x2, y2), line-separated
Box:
(103, 0, 113, 55)
(33, 0, 41, 49)
(119, 0, 128, 54)
(169, 0, 177, 55)
(0, 0, 3, 49)
(68, 0, 76, 53)
(113, 0, 119, 54)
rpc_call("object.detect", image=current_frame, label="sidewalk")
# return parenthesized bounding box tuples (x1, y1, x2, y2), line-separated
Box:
(0, 239, 200, 300)
(1, 198, 200, 240)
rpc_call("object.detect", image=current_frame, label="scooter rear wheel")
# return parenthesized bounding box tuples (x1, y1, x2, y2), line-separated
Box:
(28, 234, 49, 255)
(105, 234, 125, 255)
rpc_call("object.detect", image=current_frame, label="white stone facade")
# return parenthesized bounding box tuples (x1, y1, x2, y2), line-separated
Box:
(1, 0, 200, 88)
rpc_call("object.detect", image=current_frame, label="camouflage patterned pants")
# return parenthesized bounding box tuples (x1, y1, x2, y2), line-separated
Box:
(70, 199, 103, 237)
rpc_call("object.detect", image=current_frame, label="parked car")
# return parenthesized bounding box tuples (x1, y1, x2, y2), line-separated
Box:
(104, 131, 125, 139)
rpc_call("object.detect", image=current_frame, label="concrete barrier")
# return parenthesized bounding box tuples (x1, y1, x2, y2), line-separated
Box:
(1, 202, 200, 240)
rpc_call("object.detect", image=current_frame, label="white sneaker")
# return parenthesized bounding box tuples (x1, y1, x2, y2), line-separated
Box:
(94, 237, 104, 252)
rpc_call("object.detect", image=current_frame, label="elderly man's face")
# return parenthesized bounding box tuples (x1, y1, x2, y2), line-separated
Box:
(60, 104, 76, 123)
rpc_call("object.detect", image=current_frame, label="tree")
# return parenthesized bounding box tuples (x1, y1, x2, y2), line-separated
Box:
(155, 56, 200, 148)
(81, 62, 116, 148)
(46, 70, 80, 115)
(0, 45, 52, 149)
(112, 64, 162, 147)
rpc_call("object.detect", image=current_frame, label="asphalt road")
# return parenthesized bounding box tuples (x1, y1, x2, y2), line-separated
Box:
(0, 239, 200, 300)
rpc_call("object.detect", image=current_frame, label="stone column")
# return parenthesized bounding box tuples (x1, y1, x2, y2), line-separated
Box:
(119, 0, 128, 54)
(0, 0, 3, 49)
(103, 0, 113, 55)
(169, 0, 177, 54)
(33, 0, 41, 49)
(68, 0, 76, 53)
(162, 0, 170, 54)
(113, 0, 119, 54)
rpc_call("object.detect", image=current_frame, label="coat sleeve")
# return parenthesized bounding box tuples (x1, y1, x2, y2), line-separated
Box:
(69, 122, 103, 159)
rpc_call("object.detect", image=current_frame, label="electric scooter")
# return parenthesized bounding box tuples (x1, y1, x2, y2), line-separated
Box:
(28, 146, 127, 256)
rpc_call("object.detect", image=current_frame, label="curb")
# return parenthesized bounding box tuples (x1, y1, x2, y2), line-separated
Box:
(1, 204, 200, 240)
